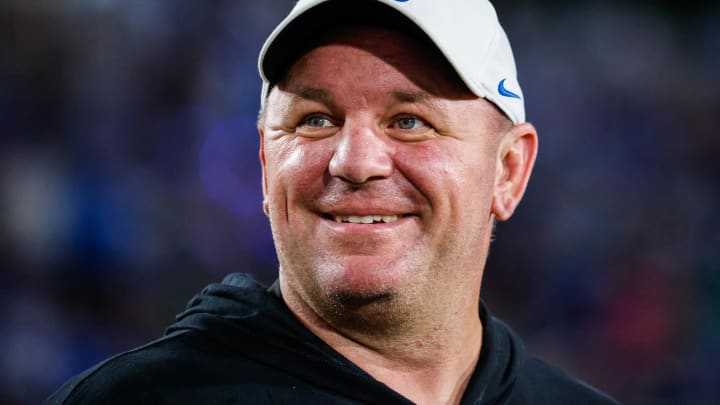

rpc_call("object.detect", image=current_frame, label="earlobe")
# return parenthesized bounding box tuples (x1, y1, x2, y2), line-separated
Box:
(491, 123, 538, 221)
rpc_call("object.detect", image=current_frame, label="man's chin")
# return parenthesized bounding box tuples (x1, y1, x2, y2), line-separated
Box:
(319, 287, 411, 336)
(317, 255, 416, 292)
(327, 288, 393, 308)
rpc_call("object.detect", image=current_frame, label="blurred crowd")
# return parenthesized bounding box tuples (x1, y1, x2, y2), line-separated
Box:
(1, 1, 718, 403)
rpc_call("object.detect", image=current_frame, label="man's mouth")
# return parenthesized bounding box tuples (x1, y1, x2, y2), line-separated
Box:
(332, 215, 401, 224)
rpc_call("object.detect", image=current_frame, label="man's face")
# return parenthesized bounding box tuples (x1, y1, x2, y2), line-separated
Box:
(259, 27, 529, 326)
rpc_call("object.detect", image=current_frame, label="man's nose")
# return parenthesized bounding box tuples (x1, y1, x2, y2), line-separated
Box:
(328, 121, 393, 184)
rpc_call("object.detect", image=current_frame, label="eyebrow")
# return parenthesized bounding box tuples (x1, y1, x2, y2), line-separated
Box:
(282, 87, 450, 121)
(286, 87, 335, 106)
(389, 90, 432, 104)
(390, 90, 451, 121)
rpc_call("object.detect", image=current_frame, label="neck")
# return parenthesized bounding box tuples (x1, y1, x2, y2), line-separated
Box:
(280, 276, 483, 405)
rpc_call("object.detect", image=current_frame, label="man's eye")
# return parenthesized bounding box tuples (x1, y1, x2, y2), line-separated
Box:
(302, 115, 332, 128)
(294, 114, 337, 138)
(394, 116, 426, 130)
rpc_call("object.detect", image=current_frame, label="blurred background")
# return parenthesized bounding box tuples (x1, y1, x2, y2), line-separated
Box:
(1, 0, 718, 403)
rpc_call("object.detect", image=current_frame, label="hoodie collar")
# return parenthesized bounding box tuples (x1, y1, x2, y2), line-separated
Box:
(170, 274, 524, 405)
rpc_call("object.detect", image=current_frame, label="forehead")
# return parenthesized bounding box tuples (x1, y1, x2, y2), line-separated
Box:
(277, 26, 474, 101)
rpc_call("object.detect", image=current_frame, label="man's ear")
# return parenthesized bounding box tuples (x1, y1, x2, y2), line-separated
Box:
(491, 122, 538, 221)
(258, 127, 269, 217)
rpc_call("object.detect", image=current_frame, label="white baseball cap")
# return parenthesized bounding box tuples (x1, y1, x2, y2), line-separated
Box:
(258, 0, 525, 124)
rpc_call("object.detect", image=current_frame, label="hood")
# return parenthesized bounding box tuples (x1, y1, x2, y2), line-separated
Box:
(166, 273, 411, 403)
(167, 273, 356, 370)
(167, 273, 524, 405)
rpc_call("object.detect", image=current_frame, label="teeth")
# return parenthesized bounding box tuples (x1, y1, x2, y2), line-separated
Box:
(333, 215, 399, 224)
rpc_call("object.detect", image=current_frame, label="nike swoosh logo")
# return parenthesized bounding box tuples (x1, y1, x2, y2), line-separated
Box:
(498, 79, 521, 99)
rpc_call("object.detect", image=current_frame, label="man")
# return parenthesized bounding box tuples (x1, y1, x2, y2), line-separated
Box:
(47, 1, 618, 404)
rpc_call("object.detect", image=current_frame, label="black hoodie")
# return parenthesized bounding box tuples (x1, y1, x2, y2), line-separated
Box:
(46, 273, 618, 404)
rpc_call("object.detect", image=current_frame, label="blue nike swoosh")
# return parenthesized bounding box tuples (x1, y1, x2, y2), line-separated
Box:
(498, 79, 521, 99)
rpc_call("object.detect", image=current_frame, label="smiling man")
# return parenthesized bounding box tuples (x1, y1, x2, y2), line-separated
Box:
(47, 1, 618, 404)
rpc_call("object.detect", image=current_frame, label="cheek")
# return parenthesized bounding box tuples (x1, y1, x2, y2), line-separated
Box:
(264, 139, 333, 200)
(394, 141, 495, 203)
